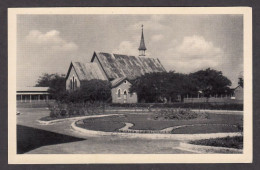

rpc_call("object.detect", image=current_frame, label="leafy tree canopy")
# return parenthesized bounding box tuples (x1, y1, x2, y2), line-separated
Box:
(238, 77, 243, 88)
(80, 79, 111, 102)
(59, 79, 111, 103)
(189, 68, 232, 97)
(130, 68, 232, 102)
(35, 73, 66, 99)
(130, 72, 197, 103)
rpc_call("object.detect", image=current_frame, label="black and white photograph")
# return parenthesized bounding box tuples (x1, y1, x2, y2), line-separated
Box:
(8, 7, 252, 164)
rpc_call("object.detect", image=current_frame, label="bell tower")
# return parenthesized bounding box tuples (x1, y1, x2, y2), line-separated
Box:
(138, 25, 147, 56)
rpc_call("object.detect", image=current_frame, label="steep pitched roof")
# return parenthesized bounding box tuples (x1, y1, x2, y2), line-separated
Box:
(111, 76, 130, 88)
(66, 62, 107, 81)
(91, 52, 166, 80)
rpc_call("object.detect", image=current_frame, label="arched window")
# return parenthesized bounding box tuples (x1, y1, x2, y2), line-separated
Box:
(118, 89, 121, 98)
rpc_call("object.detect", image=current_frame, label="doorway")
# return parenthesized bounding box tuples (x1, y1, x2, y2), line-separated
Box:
(123, 90, 127, 103)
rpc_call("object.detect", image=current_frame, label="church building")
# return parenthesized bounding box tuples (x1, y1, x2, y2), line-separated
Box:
(65, 26, 166, 103)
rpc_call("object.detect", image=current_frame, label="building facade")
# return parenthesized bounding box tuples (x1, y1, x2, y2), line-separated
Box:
(234, 85, 243, 101)
(65, 62, 107, 92)
(16, 87, 50, 102)
(65, 26, 166, 103)
(111, 77, 138, 103)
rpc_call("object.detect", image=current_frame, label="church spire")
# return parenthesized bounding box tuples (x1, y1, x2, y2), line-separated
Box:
(138, 25, 147, 56)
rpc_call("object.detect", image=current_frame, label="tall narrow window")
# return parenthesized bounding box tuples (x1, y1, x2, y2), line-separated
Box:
(72, 76, 75, 91)
(75, 79, 77, 89)
(118, 89, 121, 98)
(70, 79, 73, 90)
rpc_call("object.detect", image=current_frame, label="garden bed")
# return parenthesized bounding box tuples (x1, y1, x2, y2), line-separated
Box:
(77, 113, 243, 134)
(189, 136, 243, 149)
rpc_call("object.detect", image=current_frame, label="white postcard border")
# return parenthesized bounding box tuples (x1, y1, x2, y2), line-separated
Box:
(8, 7, 252, 164)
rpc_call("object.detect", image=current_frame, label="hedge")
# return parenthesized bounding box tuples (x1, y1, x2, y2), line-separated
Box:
(109, 102, 243, 111)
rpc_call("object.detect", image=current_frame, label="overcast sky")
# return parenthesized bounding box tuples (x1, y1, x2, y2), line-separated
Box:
(17, 14, 243, 88)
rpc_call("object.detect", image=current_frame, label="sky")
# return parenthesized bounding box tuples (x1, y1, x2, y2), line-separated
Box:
(17, 14, 243, 88)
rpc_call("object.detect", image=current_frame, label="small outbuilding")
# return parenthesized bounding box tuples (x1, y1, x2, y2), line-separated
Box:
(233, 85, 243, 101)
(111, 77, 137, 103)
(16, 87, 50, 102)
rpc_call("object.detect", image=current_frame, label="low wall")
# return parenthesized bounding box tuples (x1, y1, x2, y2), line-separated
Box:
(184, 98, 243, 104)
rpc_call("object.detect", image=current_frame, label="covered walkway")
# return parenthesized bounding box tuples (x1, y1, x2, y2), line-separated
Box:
(17, 87, 50, 102)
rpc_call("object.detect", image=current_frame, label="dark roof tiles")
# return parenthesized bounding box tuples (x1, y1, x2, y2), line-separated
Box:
(72, 62, 107, 81)
(94, 52, 166, 80)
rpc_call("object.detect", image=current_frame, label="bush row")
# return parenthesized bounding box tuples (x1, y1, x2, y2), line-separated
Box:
(47, 101, 106, 118)
(109, 102, 243, 111)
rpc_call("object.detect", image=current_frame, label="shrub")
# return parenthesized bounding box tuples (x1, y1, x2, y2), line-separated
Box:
(153, 108, 208, 120)
(50, 110, 58, 118)
(47, 102, 61, 118)
(60, 109, 67, 117)
(189, 136, 243, 149)
(46, 100, 108, 119)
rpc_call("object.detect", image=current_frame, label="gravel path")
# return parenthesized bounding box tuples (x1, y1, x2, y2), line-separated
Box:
(17, 107, 194, 154)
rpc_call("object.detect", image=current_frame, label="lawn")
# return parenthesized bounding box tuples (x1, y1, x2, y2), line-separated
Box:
(189, 136, 243, 149)
(76, 113, 243, 134)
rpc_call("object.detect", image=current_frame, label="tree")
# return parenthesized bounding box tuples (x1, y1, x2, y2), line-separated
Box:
(166, 71, 198, 101)
(60, 79, 111, 103)
(80, 79, 111, 103)
(130, 72, 167, 103)
(238, 77, 243, 88)
(35, 73, 66, 99)
(130, 72, 197, 103)
(189, 68, 232, 98)
(130, 68, 232, 103)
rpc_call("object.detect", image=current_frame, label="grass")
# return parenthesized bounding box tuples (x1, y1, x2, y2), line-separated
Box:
(78, 113, 243, 134)
(76, 115, 125, 132)
(189, 136, 243, 149)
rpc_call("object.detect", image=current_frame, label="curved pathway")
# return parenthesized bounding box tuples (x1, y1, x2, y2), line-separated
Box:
(118, 122, 239, 134)
(71, 119, 241, 141)
(17, 108, 194, 154)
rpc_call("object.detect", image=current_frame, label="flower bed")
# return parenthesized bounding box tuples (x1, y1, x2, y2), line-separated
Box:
(189, 136, 243, 149)
(153, 108, 209, 120)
